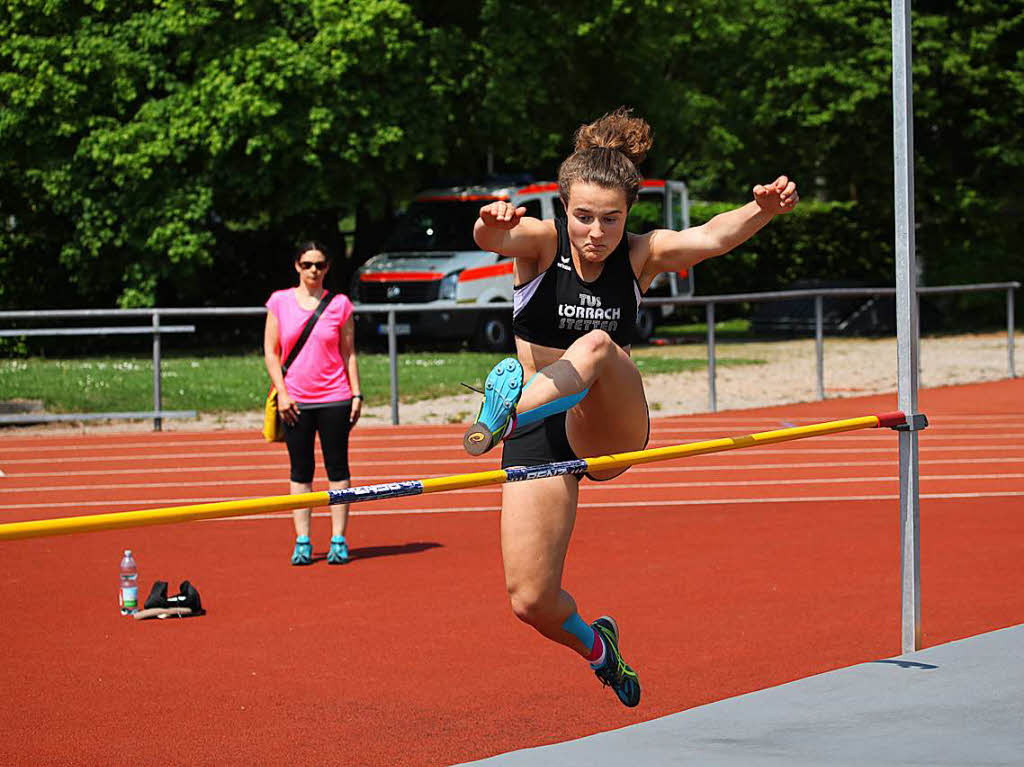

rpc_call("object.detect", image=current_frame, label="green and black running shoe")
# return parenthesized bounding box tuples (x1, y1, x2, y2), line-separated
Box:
(591, 616, 641, 708)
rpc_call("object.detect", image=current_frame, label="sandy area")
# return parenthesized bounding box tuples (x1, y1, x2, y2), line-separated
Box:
(4, 331, 1016, 435)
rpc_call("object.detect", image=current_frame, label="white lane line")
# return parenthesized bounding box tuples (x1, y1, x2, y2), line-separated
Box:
(4, 442, 1023, 466)
(0, 435, 458, 452)
(6, 472, 1024, 497)
(4, 484, 1024, 514)
(0, 431, 928, 451)
(656, 414, 1024, 423)
(2, 455, 1024, 480)
(3, 420, 1022, 455)
(4, 440, 1019, 462)
(211, 490, 1024, 520)
(0, 475, 889, 496)
(0, 461, 447, 478)
(652, 431, 1024, 442)
(0, 450, 295, 465)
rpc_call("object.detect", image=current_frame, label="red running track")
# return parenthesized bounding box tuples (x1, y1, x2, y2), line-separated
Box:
(0, 379, 1022, 766)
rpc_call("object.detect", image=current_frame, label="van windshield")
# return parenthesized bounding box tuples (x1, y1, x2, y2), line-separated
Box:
(382, 200, 484, 253)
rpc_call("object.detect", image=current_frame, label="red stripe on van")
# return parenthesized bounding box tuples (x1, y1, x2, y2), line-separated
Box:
(516, 182, 559, 195)
(516, 180, 665, 194)
(359, 272, 444, 282)
(416, 194, 509, 202)
(458, 261, 514, 282)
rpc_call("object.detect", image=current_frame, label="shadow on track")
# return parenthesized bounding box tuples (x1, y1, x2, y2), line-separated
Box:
(310, 541, 443, 564)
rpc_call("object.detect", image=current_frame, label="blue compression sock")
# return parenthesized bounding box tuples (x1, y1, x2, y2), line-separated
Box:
(514, 375, 589, 431)
(562, 612, 595, 651)
(562, 612, 605, 664)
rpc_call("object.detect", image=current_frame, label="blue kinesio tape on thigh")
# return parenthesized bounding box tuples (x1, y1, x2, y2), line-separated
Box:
(514, 379, 589, 430)
(561, 612, 595, 650)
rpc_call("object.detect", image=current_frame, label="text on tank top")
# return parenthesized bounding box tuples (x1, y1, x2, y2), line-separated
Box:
(512, 217, 643, 349)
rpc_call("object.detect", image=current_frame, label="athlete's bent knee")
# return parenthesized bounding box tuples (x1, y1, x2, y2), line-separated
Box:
(580, 328, 614, 356)
(507, 583, 556, 627)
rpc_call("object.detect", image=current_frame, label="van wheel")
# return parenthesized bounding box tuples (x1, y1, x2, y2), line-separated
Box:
(634, 307, 656, 344)
(475, 313, 512, 352)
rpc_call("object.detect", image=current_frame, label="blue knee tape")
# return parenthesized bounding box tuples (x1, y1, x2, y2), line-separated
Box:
(515, 381, 589, 430)
(561, 613, 595, 651)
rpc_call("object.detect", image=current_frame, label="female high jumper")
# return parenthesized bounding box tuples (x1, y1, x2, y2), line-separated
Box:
(463, 107, 799, 707)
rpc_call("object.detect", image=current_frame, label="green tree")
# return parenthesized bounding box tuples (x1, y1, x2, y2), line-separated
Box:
(471, 0, 751, 186)
(735, 0, 1024, 306)
(2, 0, 1021, 316)
(1, 0, 461, 307)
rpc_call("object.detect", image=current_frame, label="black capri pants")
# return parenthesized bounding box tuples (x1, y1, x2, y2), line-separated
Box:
(283, 401, 353, 483)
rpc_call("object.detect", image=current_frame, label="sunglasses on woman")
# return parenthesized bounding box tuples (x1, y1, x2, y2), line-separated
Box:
(299, 260, 328, 271)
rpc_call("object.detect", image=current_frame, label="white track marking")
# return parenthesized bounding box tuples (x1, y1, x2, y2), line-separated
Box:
(2, 421, 1023, 455)
(0, 450, 307, 465)
(655, 414, 1024, 424)
(3, 455, 1024, 480)
(210, 490, 1024, 520)
(652, 431, 1024, 442)
(4, 442, 1024, 467)
(4, 486, 1024, 514)
(6, 472, 1024, 497)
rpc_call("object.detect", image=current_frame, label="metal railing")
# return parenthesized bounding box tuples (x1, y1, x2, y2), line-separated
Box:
(0, 315, 198, 429)
(642, 281, 1019, 412)
(0, 281, 1016, 427)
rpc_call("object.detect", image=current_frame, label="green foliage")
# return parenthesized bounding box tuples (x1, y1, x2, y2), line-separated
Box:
(1, 0, 459, 307)
(688, 199, 895, 294)
(1, 0, 1021, 314)
(627, 200, 662, 233)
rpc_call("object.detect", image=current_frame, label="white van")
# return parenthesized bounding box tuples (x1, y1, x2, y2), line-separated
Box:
(352, 177, 693, 350)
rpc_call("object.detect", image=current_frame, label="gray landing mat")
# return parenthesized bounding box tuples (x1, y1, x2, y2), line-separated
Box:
(460, 624, 1024, 766)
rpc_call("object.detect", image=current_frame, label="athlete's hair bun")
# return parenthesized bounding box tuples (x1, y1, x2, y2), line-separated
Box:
(573, 107, 653, 167)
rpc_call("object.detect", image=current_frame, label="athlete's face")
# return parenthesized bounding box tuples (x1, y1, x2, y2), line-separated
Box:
(564, 182, 629, 263)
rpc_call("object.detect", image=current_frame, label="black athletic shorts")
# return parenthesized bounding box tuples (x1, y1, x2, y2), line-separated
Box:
(501, 411, 579, 479)
(500, 410, 650, 483)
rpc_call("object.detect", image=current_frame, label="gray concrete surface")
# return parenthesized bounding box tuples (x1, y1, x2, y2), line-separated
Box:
(460, 624, 1024, 766)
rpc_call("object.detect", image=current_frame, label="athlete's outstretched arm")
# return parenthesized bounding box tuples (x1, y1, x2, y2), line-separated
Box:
(641, 175, 799, 278)
(474, 201, 554, 261)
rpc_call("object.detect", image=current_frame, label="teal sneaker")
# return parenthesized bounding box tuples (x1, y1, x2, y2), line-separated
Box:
(591, 616, 641, 708)
(462, 357, 523, 456)
(327, 536, 350, 565)
(290, 536, 313, 566)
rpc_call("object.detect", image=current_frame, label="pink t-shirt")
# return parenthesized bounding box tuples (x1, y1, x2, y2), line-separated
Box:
(265, 289, 354, 403)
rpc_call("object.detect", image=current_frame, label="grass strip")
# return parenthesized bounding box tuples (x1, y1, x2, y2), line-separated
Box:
(655, 318, 753, 338)
(0, 350, 763, 413)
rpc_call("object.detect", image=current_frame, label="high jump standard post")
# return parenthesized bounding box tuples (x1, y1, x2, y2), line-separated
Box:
(892, 0, 923, 653)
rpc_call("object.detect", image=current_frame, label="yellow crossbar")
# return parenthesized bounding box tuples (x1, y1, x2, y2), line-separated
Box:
(0, 412, 904, 541)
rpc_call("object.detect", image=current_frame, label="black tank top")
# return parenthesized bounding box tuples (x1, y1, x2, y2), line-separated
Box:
(512, 217, 643, 349)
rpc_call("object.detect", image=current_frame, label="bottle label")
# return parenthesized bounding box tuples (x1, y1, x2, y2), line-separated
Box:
(120, 586, 138, 609)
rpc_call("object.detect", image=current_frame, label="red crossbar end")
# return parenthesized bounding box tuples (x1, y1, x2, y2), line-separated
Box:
(875, 411, 907, 428)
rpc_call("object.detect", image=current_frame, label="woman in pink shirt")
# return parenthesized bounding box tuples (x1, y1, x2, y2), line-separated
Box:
(264, 241, 362, 566)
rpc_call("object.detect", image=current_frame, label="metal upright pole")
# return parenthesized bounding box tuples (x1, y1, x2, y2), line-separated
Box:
(388, 310, 400, 425)
(892, 0, 922, 654)
(815, 295, 825, 400)
(706, 302, 717, 413)
(1008, 287, 1016, 378)
(152, 312, 163, 432)
(921, 292, 929, 389)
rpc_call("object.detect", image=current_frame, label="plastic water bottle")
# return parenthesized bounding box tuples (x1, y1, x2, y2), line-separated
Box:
(119, 549, 139, 615)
